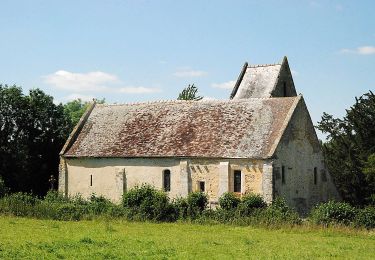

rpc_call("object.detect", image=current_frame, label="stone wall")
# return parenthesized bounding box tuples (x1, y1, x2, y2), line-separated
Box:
(59, 157, 267, 204)
(271, 58, 297, 97)
(272, 98, 340, 214)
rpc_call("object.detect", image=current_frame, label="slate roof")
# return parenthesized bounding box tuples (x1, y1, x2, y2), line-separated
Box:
(63, 97, 301, 159)
(232, 64, 282, 99)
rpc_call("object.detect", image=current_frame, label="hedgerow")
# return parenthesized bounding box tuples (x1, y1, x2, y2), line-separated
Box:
(0, 186, 373, 229)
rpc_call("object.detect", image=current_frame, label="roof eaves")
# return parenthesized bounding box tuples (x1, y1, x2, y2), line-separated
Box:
(60, 101, 97, 156)
(230, 62, 248, 99)
(62, 155, 270, 160)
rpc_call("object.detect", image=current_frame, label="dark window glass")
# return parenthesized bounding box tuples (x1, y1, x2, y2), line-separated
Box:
(314, 167, 318, 185)
(90, 175, 93, 186)
(234, 170, 241, 192)
(282, 166, 286, 185)
(199, 181, 205, 192)
(163, 170, 171, 191)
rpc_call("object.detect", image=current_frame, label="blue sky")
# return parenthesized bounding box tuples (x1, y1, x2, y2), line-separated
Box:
(0, 0, 374, 138)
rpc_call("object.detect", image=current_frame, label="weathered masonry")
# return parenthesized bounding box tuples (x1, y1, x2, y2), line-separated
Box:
(59, 57, 340, 213)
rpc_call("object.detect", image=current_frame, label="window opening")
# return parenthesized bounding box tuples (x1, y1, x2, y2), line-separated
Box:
(199, 181, 205, 192)
(163, 170, 171, 191)
(234, 170, 241, 192)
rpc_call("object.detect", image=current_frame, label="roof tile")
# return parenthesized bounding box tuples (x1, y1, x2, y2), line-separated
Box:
(64, 97, 299, 159)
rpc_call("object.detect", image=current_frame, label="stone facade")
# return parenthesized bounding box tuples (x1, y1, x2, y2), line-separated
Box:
(271, 97, 340, 214)
(58, 57, 340, 213)
(60, 157, 268, 206)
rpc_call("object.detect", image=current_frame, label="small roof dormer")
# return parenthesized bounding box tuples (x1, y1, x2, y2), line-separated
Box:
(230, 56, 297, 99)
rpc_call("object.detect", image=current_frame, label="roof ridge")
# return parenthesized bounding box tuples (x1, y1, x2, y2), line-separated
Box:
(247, 63, 282, 68)
(96, 97, 299, 107)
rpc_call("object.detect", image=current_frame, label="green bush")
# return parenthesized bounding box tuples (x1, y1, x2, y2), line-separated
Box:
(219, 192, 240, 211)
(310, 201, 356, 226)
(123, 184, 175, 221)
(44, 190, 69, 204)
(88, 194, 114, 215)
(0, 192, 39, 217)
(55, 203, 88, 221)
(172, 197, 189, 219)
(242, 194, 267, 209)
(354, 207, 375, 229)
(0, 176, 7, 198)
(186, 192, 208, 218)
(238, 194, 267, 216)
(106, 205, 127, 218)
(255, 198, 301, 226)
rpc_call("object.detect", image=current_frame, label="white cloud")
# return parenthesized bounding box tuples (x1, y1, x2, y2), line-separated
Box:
(211, 80, 236, 89)
(43, 70, 117, 92)
(118, 86, 161, 94)
(173, 68, 207, 77)
(340, 46, 375, 55)
(43, 70, 161, 94)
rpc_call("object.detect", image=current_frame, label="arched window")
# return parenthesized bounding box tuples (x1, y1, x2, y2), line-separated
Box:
(163, 170, 171, 192)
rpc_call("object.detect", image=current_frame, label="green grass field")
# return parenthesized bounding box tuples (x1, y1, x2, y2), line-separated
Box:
(0, 216, 373, 259)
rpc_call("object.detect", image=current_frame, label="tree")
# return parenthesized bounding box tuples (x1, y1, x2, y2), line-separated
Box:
(177, 84, 203, 101)
(0, 85, 71, 195)
(64, 98, 105, 127)
(317, 91, 375, 205)
(0, 176, 7, 197)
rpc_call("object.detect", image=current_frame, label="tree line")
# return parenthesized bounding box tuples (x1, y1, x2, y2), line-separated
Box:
(0, 85, 90, 195)
(0, 84, 374, 206)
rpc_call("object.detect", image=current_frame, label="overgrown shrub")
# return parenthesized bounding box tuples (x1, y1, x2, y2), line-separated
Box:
(256, 198, 301, 226)
(219, 192, 240, 211)
(106, 205, 127, 218)
(54, 203, 88, 221)
(0, 176, 7, 198)
(88, 194, 114, 215)
(186, 192, 208, 218)
(0, 192, 39, 217)
(310, 201, 356, 226)
(172, 197, 189, 219)
(44, 190, 69, 203)
(123, 184, 175, 221)
(194, 198, 300, 227)
(238, 194, 267, 216)
(354, 206, 375, 229)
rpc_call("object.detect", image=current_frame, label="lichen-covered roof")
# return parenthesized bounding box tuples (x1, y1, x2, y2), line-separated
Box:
(63, 97, 300, 159)
(232, 64, 282, 99)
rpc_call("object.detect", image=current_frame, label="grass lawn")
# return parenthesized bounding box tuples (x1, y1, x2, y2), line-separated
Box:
(0, 216, 374, 259)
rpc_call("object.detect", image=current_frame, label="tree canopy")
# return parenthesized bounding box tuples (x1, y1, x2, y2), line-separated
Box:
(63, 98, 104, 126)
(177, 84, 203, 101)
(0, 85, 71, 195)
(317, 90, 375, 205)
